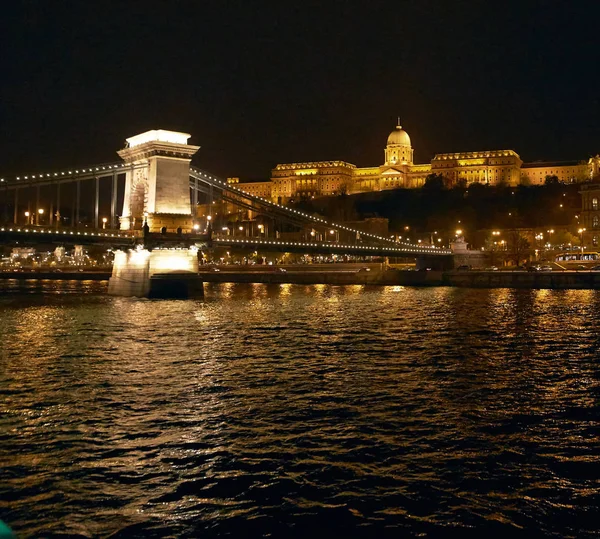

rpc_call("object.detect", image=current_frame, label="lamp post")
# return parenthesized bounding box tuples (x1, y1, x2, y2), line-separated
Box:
(102, 217, 107, 230)
(24, 211, 30, 225)
(37, 208, 44, 226)
(578, 227, 586, 254)
(535, 233, 544, 260)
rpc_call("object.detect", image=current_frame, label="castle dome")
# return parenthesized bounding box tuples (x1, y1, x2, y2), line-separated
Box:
(387, 123, 411, 146)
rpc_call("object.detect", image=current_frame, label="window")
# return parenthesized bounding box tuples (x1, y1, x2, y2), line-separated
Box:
(593, 216, 599, 229)
(593, 197, 598, 210)
(594, 236, 598, 247)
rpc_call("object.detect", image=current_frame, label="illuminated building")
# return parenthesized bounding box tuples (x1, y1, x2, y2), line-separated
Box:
(580, 183, 600, 248)
(233, 122, 600, 203)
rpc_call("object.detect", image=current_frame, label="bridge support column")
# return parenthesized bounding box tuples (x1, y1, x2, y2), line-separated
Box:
(110, 173, 117, 229)
(13, 188, 18, 225)
(56, 183, 61, 226)
(76, 180, 80, 228)
(108, 246, 203, 298)
(94, 176, 99, 229)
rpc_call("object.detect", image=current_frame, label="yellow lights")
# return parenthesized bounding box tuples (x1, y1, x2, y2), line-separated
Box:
(193, 224, 200, 231)
(102, 217, 108, 229)
(492, 230, 500, 236)
(38, 209, 44, 214)
(295, 169, 318, 176)
(456, 229, 463, 236)
(457, 159, 486, 166)
(238, 226, 244, 231)
(206, 215, 212, 221)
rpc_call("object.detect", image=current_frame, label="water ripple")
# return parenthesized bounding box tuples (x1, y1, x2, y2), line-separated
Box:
(1, 284, 600, 537)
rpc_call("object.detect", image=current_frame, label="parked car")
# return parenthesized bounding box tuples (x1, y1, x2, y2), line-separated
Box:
(591, 265, 600, 271)
(539, 265, 553, 272)
(527, 265, 541, 272)
(358, 267, 371, 273)
(484, 266, 499, 271)
(456, 265, 471, 271)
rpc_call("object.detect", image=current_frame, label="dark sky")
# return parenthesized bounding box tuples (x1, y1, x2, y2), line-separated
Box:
(1, 0, 599, 180)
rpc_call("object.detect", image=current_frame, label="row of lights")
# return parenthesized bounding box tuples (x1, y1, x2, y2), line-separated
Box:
(0, 162, 128, 183)
(5, 162, 444, 253)
(0, 227, 132, 238)
(212, 236, 452, 255)
(190, 168, 443, 252)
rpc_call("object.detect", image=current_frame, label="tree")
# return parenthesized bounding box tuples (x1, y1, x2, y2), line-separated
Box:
(423, 173, 445, 191)
(545, 174, 560, 186)
(454, 178, 467, 190)
(507, 229, 531, 266)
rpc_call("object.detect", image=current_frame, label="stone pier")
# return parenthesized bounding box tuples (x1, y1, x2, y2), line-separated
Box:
(108, 247, 203, 298)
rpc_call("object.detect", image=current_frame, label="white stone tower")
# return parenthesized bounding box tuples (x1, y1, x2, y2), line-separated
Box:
(118, 129, 200, 233)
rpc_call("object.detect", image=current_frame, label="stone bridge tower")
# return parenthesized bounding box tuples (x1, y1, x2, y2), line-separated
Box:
(118, 130, 200, 233)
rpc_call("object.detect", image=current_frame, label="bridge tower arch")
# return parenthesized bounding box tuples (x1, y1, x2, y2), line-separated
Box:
(118, 130, 200, 233)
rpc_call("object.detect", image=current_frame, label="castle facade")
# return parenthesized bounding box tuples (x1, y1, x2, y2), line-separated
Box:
(230, 123, 600, 203)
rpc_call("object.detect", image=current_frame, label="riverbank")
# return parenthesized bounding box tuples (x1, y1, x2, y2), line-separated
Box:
(3, 268, 600, 289)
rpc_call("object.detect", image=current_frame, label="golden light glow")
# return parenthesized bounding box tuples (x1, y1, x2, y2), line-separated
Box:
(126, 129, 190, 147)
(457, 159, 486, 166)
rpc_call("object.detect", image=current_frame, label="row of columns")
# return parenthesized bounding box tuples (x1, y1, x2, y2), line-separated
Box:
(5, 174, 120, 228)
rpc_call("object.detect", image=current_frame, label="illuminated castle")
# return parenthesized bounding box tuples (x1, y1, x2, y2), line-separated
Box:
(231, 122, 600, 203)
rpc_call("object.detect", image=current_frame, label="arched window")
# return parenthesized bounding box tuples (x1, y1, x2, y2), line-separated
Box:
(593, 236, 598, 247)
(593, 216, 599, 229)
(593, 197, 599, 210)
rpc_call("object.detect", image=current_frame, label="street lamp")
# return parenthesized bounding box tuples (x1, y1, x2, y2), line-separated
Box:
(102, 217, 108, 229)
(24, 211, 30, 225)
(37, 208, 44, 226)
(578, 227, 586, 254)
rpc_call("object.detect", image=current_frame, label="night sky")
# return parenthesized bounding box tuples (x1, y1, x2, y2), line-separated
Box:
(1, 1, 599, 180)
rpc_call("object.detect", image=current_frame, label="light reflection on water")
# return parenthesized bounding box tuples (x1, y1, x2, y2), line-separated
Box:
(1, 282, 600, 538)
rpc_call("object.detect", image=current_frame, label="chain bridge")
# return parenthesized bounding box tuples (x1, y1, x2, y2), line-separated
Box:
(0, 129, 452, 296)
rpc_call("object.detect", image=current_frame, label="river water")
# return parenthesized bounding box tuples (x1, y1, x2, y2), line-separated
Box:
(1, 282, 599, 538)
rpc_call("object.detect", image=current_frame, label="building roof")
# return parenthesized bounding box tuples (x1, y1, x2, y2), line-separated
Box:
(273, 161, 356, 170)
(432, 150, 520, 160)
(387, 124, 411, 146)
